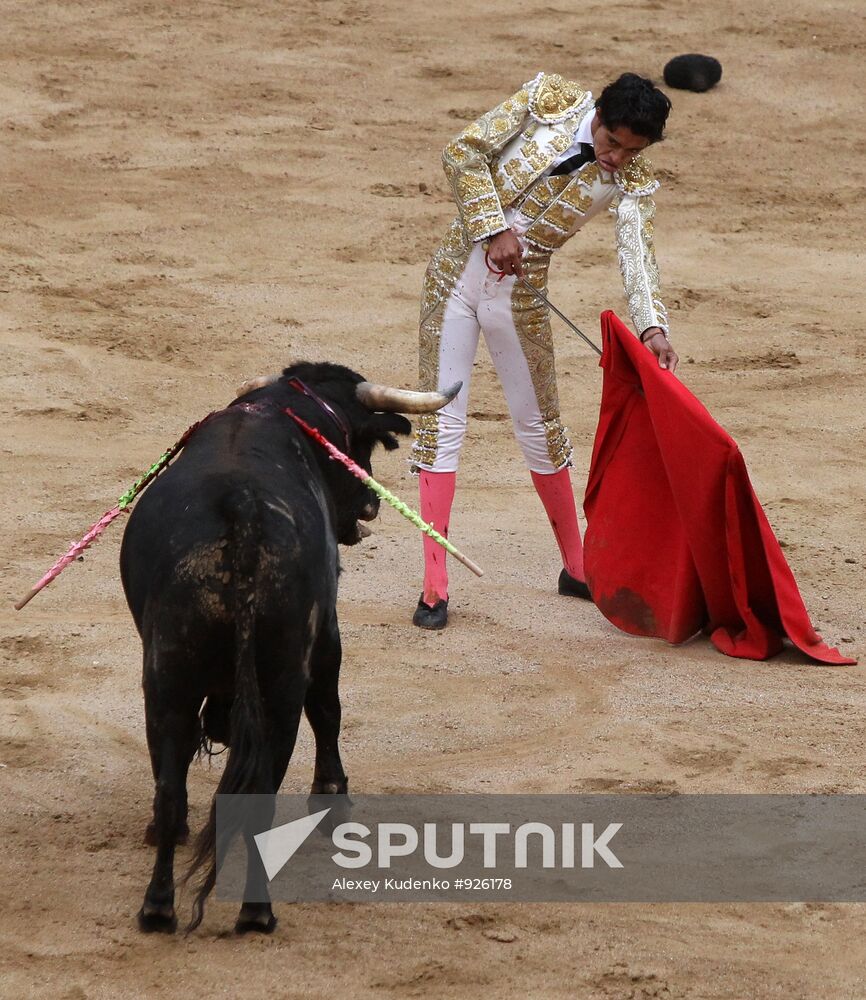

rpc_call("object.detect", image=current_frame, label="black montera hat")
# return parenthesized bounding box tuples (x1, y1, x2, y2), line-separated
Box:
(663, 54, 722, 92)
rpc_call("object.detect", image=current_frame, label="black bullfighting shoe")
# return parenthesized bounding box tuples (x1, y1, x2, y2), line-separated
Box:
(412, 595, 449, 630)
(558, 569, 593, 602)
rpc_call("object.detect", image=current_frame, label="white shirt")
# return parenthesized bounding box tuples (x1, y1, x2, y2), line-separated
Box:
(546, 110, 596, 174)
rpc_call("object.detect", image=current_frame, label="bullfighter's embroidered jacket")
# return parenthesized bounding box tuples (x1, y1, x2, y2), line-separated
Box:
(432, 71, 669, 336)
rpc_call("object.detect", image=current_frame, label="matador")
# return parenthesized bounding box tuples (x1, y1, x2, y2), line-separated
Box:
(411, 72, 679, 629)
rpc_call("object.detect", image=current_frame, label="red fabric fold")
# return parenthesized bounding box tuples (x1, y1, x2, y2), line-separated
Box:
(583, 311, 855, 665)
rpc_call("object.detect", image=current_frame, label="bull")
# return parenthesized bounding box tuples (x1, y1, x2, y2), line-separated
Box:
(119, 362, 457, 934)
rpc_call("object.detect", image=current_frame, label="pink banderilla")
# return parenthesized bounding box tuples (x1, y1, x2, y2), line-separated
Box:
(14, 412, 214, 611)
(285, 410, 483, 578)
(14, 506, 125, 610)
(14, 406, 482, 611)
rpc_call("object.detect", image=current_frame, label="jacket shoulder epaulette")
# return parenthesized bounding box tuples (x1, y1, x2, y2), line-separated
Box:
(528, 72, 591, 124)
(616, 152, 660, 196)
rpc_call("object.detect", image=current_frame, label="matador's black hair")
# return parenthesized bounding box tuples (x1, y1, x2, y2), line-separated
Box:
(595, 73, 672, 143)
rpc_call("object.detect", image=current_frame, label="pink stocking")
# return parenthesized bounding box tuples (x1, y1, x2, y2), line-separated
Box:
(419, 470, 456, 606)
(531, 468, 585, 582)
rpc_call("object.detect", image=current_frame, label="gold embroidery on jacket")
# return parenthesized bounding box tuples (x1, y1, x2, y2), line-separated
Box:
(455, 173, 496, 202)
(442, 85, 532, 244)
(493, 121, 578, 207)
(502, 158, 536, 194)
(559, 186, 594, 214)
(520, 139, 554, 173)
(520, 184, 588, 250)
(516, 175, 572, 218)
(615, 153, 659, 196)
(521, 223, 566, 251)
(543, 203, 578, 233)
(529, 73, 589, 124)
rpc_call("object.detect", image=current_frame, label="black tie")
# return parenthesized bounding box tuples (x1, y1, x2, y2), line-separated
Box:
(549, 142, 596, 176)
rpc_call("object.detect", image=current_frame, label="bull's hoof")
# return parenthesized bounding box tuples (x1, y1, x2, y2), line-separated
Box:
(144, 821, 190, 846)
(137, 901, 178, 934)
(412, 595, 448, 630)
(310, 777, 348, 795)
(308, 789, 352, 835)
(234, 904, 277, 935)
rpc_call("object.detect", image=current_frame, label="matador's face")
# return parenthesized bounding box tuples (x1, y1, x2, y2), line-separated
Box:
(590, 113, 651, 174)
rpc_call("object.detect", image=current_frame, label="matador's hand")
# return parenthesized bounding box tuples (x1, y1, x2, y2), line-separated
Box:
(487, 229, 524, 278)
(642, 328, 679, 373)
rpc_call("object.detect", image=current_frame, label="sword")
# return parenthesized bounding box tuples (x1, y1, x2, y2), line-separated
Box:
(518, 277, 602, 357)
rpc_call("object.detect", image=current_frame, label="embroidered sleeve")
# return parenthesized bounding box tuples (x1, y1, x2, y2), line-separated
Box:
(614, 192, 670, 335)
(442, 80, 535, 243)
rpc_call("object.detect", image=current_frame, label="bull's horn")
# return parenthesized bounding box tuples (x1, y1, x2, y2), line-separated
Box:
(236, 373, 280, 397)
(355, 380, 462, 413)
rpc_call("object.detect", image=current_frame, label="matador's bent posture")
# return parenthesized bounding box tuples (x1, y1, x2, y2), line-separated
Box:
(411, 72, 679, 629)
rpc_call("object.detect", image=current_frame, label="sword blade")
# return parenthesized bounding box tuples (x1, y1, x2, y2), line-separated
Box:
(518, 278, 602, 357)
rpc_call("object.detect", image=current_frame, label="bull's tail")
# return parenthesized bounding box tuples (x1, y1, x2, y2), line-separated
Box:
(184, 488, 268, 932)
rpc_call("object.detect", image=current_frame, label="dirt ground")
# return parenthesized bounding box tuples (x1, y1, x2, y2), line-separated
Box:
(2, 0, 865, 996)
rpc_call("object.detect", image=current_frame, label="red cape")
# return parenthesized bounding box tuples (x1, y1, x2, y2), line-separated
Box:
(583, 312, 855, 665)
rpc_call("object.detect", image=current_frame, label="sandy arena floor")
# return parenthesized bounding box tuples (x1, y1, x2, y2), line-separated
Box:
(1, 1, 865, 996)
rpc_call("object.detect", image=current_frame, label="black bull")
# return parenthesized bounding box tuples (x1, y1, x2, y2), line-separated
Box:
(120, 362, 456, 934)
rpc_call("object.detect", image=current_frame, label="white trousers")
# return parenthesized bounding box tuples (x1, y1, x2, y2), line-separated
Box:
(422, 242, 564, 475)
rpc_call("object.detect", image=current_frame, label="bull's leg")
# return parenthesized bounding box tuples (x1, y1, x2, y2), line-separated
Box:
(144, 740, 191, 848)
(235, 682, 305, 936)
(234, 798, 279, 936)
(143, 671, 194, 847)
(304, 613, 347, 796)
(139, 670, 200, 934)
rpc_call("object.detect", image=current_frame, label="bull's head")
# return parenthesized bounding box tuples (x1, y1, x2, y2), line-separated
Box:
(236, 373, 460, 414)
(235, 365, 460, 546)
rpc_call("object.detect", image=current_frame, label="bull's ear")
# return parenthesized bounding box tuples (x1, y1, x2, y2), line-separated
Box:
(363, 413, 412, 451)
